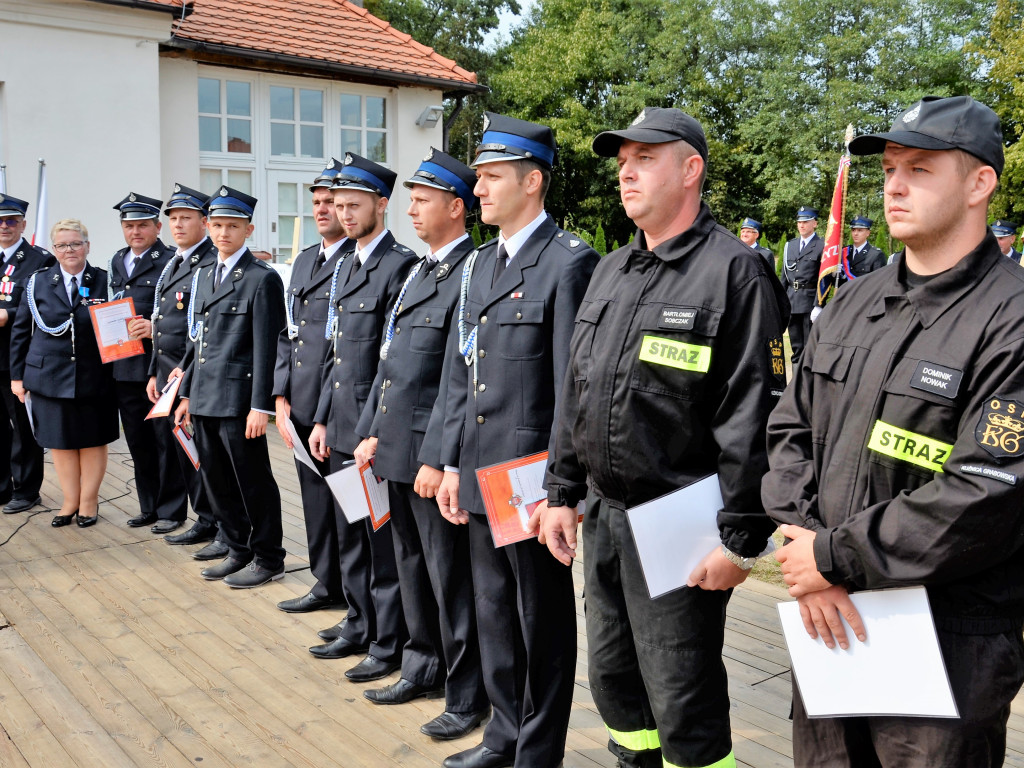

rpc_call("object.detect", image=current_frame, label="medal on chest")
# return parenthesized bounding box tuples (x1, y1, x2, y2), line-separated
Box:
(1, 264, 14, 285)
(176, 291, 184, 310)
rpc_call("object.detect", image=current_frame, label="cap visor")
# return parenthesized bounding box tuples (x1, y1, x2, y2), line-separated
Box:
(849, 131, 957, 156)
(471, 151, 535, 168)
(0, 210, 24, 218)
(208, 208, 250, 218)
(332, 180, 385, 196)
(592, 127, 682, 157)
(403, 177, 451, 193)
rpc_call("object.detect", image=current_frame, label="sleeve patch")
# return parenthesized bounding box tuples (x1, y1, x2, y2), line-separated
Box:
(959, 464, 1018, 485)
(975, 397, 1024, 459)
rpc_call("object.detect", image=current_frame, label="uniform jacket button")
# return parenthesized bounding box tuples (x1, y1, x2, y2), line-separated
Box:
(480, 315, 488, 324)
(477, 415, 485, 424)
(479, 349, 486, 358)
(381, 406, 387, 413)
(478, 383, 486, 392)
(303, 299, 309, 306)
(334, 382, 340, 389)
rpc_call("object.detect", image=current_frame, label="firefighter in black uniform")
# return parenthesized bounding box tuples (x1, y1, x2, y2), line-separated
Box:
(738, 216, 775, 270)
(781, 206, 823, 364)
(110, 193, 187, 533)
(352, 149, 489, 739)
(273, 159, 352, 615)
(538, 107, 788, 768)
(992, 220, 1021, 263)
(147, 185, 222, 552)
(307, 153, 418, 682)
(835, 215, 887, 291)
(0, 194, 52, 514)
(764, 96, 1024, 767)
(433, 113, 599, 768)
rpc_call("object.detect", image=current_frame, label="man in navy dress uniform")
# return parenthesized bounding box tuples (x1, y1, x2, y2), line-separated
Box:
(433, 113, 599, 768)
(0, 194, 52, 513)
(835, 215, 888, 291)
(993, 220, 1022, 263)
(781, 206, 823, 363)
(738, 216, 775, 270)
(352, 149, 489, 739)
(174, 187, 287, 589)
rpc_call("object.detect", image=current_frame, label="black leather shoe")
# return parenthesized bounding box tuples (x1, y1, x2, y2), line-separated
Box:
(77, 512, 98, 528)
(4, 496, 41, 514)
(193, 541, 230, 561)
(126, 513, 157, 527)
(51, 510, 78, 527)
(200, 556, 247, 580)
(345, 654, 400, 683)
(363, 678, 444, 705)
(277, 591, 345, 613)
(308, 636, 367, 659)
(421, 709, 490, 740)
(442, 744, 513, 768)
(317, 621, 347, 641)
(165, 522, 217, 545)
(151, 519, 183, 534)
(223, 562, 285, 589)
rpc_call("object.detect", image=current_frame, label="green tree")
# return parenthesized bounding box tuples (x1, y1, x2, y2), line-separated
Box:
(593, 222, 607, 256)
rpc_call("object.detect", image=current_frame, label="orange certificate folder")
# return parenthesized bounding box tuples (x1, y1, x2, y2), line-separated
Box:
(358, 461, 391, 531)
(477, 451, 570, 548)
(89, 297, 145, 363)
(173, 424, 200, 470)
(145, 375, 182, 420)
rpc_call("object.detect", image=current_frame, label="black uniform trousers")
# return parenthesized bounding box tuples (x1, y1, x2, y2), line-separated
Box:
(117, 380, 187, 521)
(156, 413, 216, 530)
(291, 420, 343, 601)
(390, 482, 487, 712)
(328, 451, 406, 664)
(192, 414, 284, 570)
(583, 496, 734, 768)
(793, 629, 1024, 767)
(467, 512, 576, 767)
(788, 312, 812, 365)
(0, 369, 42, 502)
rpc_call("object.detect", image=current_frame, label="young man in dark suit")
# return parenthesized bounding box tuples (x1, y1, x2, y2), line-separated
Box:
(781, 206, 823, 363)
(308, 153, 418, 682)
(174, 187, 287, 589)
(352, 149, 489, 740)
(836, 215, 888, 291)
(0, 194, 53, 514)
(147, 185, 221, 552)
(110, 192, 186, 533)
(273, 159, 352, 614)
(433, 113, 599, 768)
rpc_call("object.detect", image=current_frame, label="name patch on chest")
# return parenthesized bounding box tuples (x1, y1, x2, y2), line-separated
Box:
(638, 335, 711, 372)
(910, 361, 962, 399)
(658, 306, 697, 330)
(867, 420, 952, 472)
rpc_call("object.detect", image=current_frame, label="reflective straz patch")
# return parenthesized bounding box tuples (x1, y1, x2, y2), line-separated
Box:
(975, 397, 1024, 460)
(867, 420, 952, 473)
(638, 335, 711, 372)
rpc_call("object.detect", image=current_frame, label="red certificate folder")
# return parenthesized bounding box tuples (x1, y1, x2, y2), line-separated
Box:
(88, 297, 145, 363)
(358, 462, 391, 531)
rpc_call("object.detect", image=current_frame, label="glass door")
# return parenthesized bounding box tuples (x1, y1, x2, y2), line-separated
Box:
(268, 170, 319, 263)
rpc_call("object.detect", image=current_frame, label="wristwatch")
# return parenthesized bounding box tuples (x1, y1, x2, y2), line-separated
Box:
(720, 544, 757, 571)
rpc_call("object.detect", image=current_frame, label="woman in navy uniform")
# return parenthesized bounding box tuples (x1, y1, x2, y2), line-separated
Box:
(10, 219, 116, 527)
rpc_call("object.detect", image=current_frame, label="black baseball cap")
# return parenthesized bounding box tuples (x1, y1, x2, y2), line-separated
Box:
(593, 107, 709, 162)
(849, 96, 1004, 176)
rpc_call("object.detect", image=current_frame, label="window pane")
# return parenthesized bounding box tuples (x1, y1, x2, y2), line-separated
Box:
(271, 123, 295, 156)
(200, 168, 222, 195)
(340, 94, 361, 126)
(366, 97, 386, 129)
(198, 77, 219, 114)
(278, 216, 296, 257)
(367, 131, 386, 163)
(278, 183, 298, 214)
(300, 89, 323, 123)
(199, 116, 221, 152)
(341, 129, 361, 155)
(226, 81, 250, 116)
(226, 119, 251, 153)
(227, 170, 252, 194)
(303, 216, 318, 247)
(270, 86, 294, 121)
(300, 125, 324, 158)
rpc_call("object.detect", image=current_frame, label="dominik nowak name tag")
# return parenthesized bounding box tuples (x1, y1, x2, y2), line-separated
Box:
(638, 335, 711, 372)
(911, 360, 963, 399)
(867, 420, 952, 472)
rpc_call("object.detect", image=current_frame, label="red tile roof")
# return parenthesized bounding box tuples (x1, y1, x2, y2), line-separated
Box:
(167, 0, 481, 92)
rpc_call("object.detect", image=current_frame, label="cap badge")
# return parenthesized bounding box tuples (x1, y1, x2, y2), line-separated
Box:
(631, 110, 647, 126)
(423, 148, 434, 162)
(0, 195, 5, 204)
(129, 193, 137, 202)
(173, 184, 181, 193)
(482, 114, 491, 131)
(903, 104, 921, 124)
(344, 154, 354, 165)
(220, 186, 228, 196)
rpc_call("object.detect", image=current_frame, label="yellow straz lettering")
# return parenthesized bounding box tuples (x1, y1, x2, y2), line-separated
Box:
(867, 420, 952, 473)
(638, 335, 711, 372)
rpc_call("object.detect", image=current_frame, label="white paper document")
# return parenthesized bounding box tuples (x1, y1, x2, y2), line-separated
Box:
(358, 462, 391, 529)
(324, 463, 370, 524)
(778, 586, 958, 718)
(92, 301, 135, 347)
(625, 474, 724, 599)
(145, 375, 182, 419)
(285, 417, 317, 472)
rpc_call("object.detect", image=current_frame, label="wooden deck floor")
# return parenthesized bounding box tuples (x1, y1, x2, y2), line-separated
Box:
(0, 436, 1021, 767)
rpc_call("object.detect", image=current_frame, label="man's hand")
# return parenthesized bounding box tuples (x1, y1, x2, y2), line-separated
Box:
(436, 471, 468, 524)
(275, 397, 292, 448)
(11, 380, 26, 404)
(146, 376, 160, 404)
(413, 465, 444, 498)
(354, 437, 378, 467)
(796, 585, 867, 650)
(528, 500, 578, 567)
(173, 398, 190, 428)
(167, 367, 184, 384)
(0, 309, 10, 328)
(810, 306, 823, 324)
(687, 545, 751, 590)
(245, 410, 268, 439)
(776, 524, 831, 597)
(127, 317, 152, 340)
(309, 423, 330, 462)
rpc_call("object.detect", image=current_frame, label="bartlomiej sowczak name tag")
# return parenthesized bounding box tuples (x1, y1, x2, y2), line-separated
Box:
(658, 306, 696, 331)
(911, 361, 962, 399)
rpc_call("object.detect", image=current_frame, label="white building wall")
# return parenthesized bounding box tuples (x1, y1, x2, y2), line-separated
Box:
(159, 57, 201, 195)
(390, 85, 445, 249)
(0, 0, 172, 258)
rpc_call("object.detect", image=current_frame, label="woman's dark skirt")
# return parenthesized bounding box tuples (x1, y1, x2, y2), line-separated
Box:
(30, 392, 119, 449)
